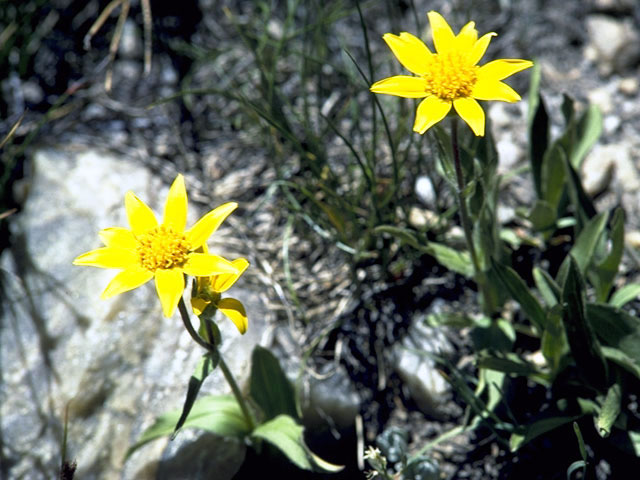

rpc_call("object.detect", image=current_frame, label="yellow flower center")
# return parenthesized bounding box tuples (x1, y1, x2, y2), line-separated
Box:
(422, 51, 478, 101)
(136, 225, 191, 271)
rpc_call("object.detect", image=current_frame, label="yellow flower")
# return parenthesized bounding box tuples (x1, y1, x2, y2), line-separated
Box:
(370, 11, 533, 136)
(73, 174, 239, 317)
(191, 253, 250, 334)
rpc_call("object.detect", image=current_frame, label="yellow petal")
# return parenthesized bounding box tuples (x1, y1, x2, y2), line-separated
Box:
(162, 174, 188, 232)
(413, 96, 452, 134)
(477, 59, 534, 81)
(125, 191, 158, 235)
(73, 247, 138, 269)
(100, 268, 153, 299)
(191, 297, 210, 316)
(453, 97, 485, 136)
(455, 21, 477, 50)
(154, 268, 185, 317)
(186, 202, 238, 249)
(182, 253, 238, 277)
(468, 32, 497, 65)
(382, 32, 432, 74)
(217, 297, 248, 334)
(370, 75, 428, 98)
(211, 258, 250, 293)
(428, 11, 455, 54)
(99, 227, 137, 249)
(472, 78, 522, 102)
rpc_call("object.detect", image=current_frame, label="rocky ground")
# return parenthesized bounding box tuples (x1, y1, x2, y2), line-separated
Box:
(1, 0, 640, 479)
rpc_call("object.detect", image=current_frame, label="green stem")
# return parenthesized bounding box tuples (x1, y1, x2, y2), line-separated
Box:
(450, 119, 494, 314)
(177, 297, 255, 430)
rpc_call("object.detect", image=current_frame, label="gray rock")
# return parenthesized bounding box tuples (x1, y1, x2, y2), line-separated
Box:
(582, 143, 639, 195)
(415, 176, 436, 207)
(0, 148, 267, 479)
(392, 316, 452, 416)
(586, 15, 640, 75)
(119, 19, 143, 59)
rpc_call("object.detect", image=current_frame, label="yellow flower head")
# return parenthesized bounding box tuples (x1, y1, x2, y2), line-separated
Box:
(370, 11, 533, 136)
(191, 249, 250, 335)
(73, 174, 239, 318)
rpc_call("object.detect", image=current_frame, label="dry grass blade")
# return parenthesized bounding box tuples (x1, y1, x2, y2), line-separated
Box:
(141, 0, 152, 75)
(0, 112, 25, 150)
(104, 0, 130, 91)
(83, 0, 124, 51)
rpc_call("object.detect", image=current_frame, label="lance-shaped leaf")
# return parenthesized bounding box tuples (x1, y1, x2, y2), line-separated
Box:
(251, 414, 343, 472)
(250, 345, 298, 422)
(587, 303, 640, 362)
(172, 351, 220, 438)
(541, 304, 568, 375)
(561, 256, 608, 391)
(126, 394, 251, 457)
(596, 382, 621, 438)
(527, 62, 549, 198)
(609, 283, 640, 309)
(491, 259, 546, 332)
(590, 207, 624, 302)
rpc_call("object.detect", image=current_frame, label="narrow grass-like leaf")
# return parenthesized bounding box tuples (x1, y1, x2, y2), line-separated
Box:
(573, 421, 588, 462)
(540, 141, 567, 212)
(561, 256, 608, 391)
(251, 414, 344, 472)
(602, 346, 640, 382)
(609, 283, 640, 308)
(127, 394, 250, 458)
(250, 345, 298, 422)
(491, 259, 546, 332)
(563, 153, 597, 232)
(477, 353, 550, 386)
(510, 415, 583, 452)
(527, 62, 548, 197)
(533, 266, 561, 306)
(596, 382, 621, 438)
(569, 211, 608, 274)
(587, 303, 640, 361)
(172, 351, 219, 438)
(571, 104, 603, 168)
(542, 305, 568, 375)
(591, 207, 624, 302)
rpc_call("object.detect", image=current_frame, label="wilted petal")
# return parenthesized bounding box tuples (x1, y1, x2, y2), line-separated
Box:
(211, 258, 250, 293)
(183, 253, 238, 277)
(125, 191, 157, 235)
(382, 32, 432, 74)
(73, 247, 138, 269)
(453, 97, 485, 136)
(413, 96, 452, 134)
(472, 78, 522, 102)
(468, 32, 497, 65)
(217, 297, 248, 334)
(162, 174, 188, 232)
(100, 268, 153, 299)
(477, 59, 534, 81)
(428, 11, 456, 54)
(99, 227, 137, 249)
(155, 268, 184, 317)
(370, 76, 428, 98)
(186, 202, 238, 249)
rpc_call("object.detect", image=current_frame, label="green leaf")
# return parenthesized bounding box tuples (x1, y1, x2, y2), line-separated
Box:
(491, 259, 546, 332)
(127, 394, 251, 457)
(573, 421, 588, 461)
(540, 143, 566, 210)
(591, 208, 624, 302)
(251, 414, 344, 472)
(250, 345, 298, 422)
(423, 241, 474, 278)
(561, 256, 609, 391)
(527, 62, 549, 198)
(173, 351, 220, 438)
(569, 211, 608, 274)
(533, 266, 561, 306)
(570, 104, 603, 168)
(510, 415, 583, 452)
(477, 353, 550, 386)
(587, 303, 640, 361)
(373, 225, 421, 250)
(563, 153, 597, 232)
(542, 305, 568, 375)
(470, 316, 516, 352)
(602, 346, 640, 382)
(528, 200, 557, 232)
(609, 283, 640, 308)
(596, 383, 621, 438)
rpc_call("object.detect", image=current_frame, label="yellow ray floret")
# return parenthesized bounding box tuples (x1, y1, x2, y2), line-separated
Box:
(74, 174, 239, 317)
(370, 11, 533, 136)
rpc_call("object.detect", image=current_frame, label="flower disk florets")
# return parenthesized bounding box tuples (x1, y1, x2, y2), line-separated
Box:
(423, 52, 477, 101)
(136, 225, 191, 271)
